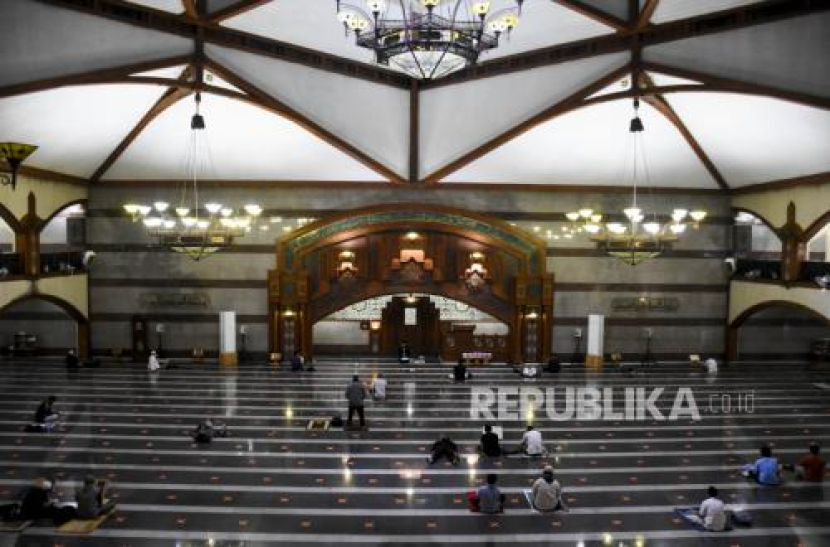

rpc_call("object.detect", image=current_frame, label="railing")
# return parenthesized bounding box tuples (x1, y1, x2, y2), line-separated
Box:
(0, 253, 23, 278)
(734, 259, 830, 285)
(40, 251, 85, 275)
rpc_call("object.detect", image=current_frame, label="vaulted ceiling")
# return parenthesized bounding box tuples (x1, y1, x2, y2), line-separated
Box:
(1, 0, 829, 191)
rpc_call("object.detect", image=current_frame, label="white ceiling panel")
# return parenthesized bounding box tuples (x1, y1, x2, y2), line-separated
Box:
(420, 52, 630, 177)
(206, 44, 409, 179)
(444, 99, 717, 187)
(644, 13, 830, 98)
(104, 93, 384, 181)
(132, 65, 189, 80)
(222, 0, 611, 68)
(585, 75, 632, 100)
(667, 93, 830, 188)
(647, 71, 702, 88)
(0, 1, 192, 88)
(651, 0, 764, 24)
(0, 84, 169, 178)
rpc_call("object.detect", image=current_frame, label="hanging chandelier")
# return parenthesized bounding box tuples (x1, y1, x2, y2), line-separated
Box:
(335, 0, 524, 80)
(565, 99, 707, 266)
(123, 93, 262, 261)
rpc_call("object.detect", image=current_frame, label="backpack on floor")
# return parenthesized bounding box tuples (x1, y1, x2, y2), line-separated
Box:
(331, 415, 344, 428)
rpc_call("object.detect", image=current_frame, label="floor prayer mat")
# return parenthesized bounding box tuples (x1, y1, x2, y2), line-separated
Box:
(307, 419, 330, 431)
(0, 520, 32, 532)
(57, 514, 110, 534)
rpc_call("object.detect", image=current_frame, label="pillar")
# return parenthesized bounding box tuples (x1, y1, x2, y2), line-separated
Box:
(219, 311, 238, 366)
(586, 314, 605, 368)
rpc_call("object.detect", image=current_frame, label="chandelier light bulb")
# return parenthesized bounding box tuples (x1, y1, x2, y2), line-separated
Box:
(672, 209, 688, 222)
(501, 13, 519, 29)
(590, 214, 602, 223)
(123, 204, 139, 215)
(366, 0, 385, 14)
(175, 207, 190, 217)
(584, 224, 601, 234)
(220, 208, 233, 217)
(244, 204, 263, 216)
(565, 212, 580, 222)
(670, 223, 687, 234)
(137, 205, 152, 216)
(163, 220, 176, 229)
(473, 2, 491, 16)
(643, 222, 661, 235)
(624, 207, 641, 221)
(690, 210, 707, 222)
(153, 201, 169, 213)
(422, 0, 440, 8)
(143, 217, 162, 228)
(237, 218, 251, 229)
(205, 203, 222, 214)
(196, 220, 209, 230)
(182, 217, 197, 228)
(578, 208, 593, 219)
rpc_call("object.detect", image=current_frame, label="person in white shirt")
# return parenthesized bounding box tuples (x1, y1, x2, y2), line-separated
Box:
(693, 486, 728, 531)
(704, 358, 718, 374)
(371, 373, 387, 400)
(519, 425, 545, 457)
(531, 465, 563, 512)
(147, 350, 160, 372)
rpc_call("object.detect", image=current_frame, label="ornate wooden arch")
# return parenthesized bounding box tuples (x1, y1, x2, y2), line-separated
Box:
(268, 204, 553, 363)
(37, 199, 88, 233)
(732, 207, 781, 238)
(0, 293, 90, 357)
(726, 299, 830, 362)
(804, 209, 830, 242)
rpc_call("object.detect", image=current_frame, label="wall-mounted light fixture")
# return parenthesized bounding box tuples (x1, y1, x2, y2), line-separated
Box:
(0, 142, 38, 190)
(337, 250, 357, 277)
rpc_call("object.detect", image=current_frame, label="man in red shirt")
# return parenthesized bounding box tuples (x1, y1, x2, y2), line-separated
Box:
(797, 443, 826, 482)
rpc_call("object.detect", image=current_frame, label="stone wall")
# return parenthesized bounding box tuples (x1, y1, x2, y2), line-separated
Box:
(83, 185, 733, 360)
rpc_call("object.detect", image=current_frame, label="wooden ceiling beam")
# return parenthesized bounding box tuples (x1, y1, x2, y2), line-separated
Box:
(204, 57, 407, 184)
(640, 92, 729, 191)
(34, 0, 409, 88)
(424, 0, 830, 88)
(421, 63, 632, 184)
(553, 0, 630, 32)
(729, 171, 830, 195)
(642, 61, 830, 111)
(90, 67, 195, 183)
(0, 55, 192, 100)
(182, 0, 199, 19)
(209, 0, 272, 23)
(637, 0, 660, 29)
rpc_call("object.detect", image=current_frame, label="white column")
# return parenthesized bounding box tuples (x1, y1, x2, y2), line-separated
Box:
(219, 311, 237, 366)
(586, 314, 605, 367)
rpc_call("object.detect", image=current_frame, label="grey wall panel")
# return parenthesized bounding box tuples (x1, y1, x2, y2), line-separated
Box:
(548, 257, 729, 284)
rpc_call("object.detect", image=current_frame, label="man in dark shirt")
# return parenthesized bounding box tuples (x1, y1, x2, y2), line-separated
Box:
(76, 476, 116, 519)
(479, 424, 503, 458)
(454, 360, 471, 382)
(65, 350, 79, 371)
(345, 375, 367, 428)
(34, 396, 59, 430)
(17, 478, 56, 521)
(427, 435, 460, 465)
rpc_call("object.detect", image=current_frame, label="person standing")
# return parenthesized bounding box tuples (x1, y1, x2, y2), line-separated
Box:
(147, 350, 160, 372)
(345, 375, 367, 428)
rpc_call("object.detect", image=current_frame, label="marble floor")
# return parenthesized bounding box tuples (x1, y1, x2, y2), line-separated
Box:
(0, 357, 828, 546)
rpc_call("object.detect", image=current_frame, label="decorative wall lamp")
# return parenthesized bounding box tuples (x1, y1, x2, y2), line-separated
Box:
(0, 142, 38, 190)
(337, 250, 358, 277)
(464, 251, 488, 292)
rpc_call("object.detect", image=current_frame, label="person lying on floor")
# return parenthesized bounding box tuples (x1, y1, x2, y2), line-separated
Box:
(742, 445, 780, 485)
(76, 476, 116, 519)
(531, 465, 564, 512)
(427, 435, 460, 465)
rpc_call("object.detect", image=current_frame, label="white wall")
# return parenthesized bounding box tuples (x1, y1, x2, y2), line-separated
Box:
(313, 321, 369, 346)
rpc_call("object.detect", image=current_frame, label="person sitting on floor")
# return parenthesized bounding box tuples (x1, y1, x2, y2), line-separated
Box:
(517, 425, 546, 457)
(796, 443, 826, 482)
(291, 350, 304, 372)
(76, 476, 116, 519)
(16, 478, 57, 521)
(742, 445, 780, 485)
(33, 396, 59, 431)
(531, 465, 563, 512)
(475, 474, 506, 514)
(371, 373, 387, 400)
(65, 350, 80, 371)
(191, 418, 227, 443)
(683, 486, 727, 531)
(479, 424, 503, 458)
(453, 359, 472, 382)
(147, 350, 161, 372)
(427, 435, 460, 465)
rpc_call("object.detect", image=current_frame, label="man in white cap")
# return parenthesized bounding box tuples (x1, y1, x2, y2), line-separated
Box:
(531, 465, 563, 512)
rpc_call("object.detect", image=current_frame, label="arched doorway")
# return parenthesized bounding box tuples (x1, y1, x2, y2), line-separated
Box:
(313, 293, 510, 360)
(726, 300, 830, 362)
(0, 294, 90, 358)
(268, 204, 552, 363)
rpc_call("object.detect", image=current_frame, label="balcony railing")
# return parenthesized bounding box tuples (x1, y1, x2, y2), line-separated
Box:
(734, 259, 830, 285)
(0, 253, 23, 278)
(40, 251, 86, 275)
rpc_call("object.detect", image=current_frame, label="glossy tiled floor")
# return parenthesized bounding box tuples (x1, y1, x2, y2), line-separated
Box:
(0, 358, 829, 546)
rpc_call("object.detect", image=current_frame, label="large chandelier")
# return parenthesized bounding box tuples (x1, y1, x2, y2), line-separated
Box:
(123, 93, 262, 261)
(335, 0, 524, 80)
(565, 99, 706, 266)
